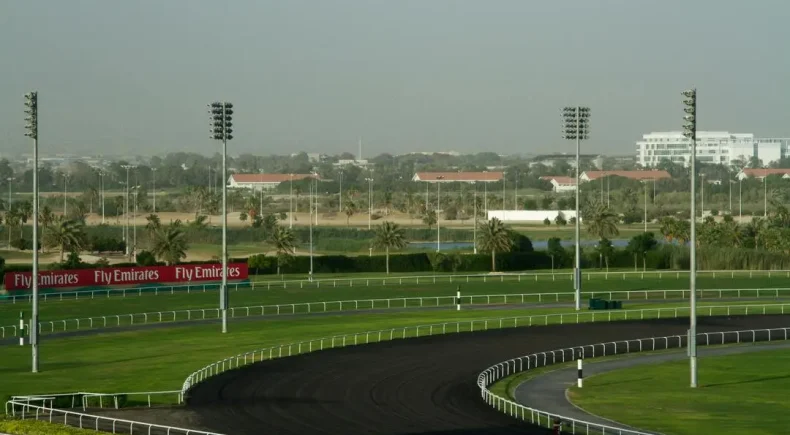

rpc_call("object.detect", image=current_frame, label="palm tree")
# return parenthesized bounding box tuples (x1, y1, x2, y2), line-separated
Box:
(5, 209, 21, 241)
(145, 213, 161, 236)
(84, 188, 100, 214)
(659, 217, 677, 243)
(269, 226, 296, 275)
(585, 204, 620, 240)
(343, 199, 357, 226)
(150, 225, 188, 265)
(373, 221, 407, 274)
(477, 217, 513, 272)
(422, 209, 437, 230)
(39, 205, 55, 228)
(44, 217, 87, 262)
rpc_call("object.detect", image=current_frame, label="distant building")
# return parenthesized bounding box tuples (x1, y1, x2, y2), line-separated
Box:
(529, 153, 602, 169)
(580, 170, 671, 183)
(736, 168, 790, 180)
(227, 173, 317, 190)
(333, 159, 369, 168)
(636, 131, 789, 167)
(412, 171, 504, 183)
(540, 176, 577, 192)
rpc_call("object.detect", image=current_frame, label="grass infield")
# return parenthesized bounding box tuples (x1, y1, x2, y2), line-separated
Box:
(2, 274, 789, 326)
(569, 348, 790, 435)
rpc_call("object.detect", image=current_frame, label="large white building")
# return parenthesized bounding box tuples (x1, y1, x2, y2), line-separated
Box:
(636, 131, 788, 167)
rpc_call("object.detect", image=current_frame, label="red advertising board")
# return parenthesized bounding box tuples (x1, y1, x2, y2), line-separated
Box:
(4, 263, 248, 291)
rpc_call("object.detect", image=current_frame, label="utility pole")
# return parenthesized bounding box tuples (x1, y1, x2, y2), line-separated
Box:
(366, 176, 374, 230)
(63, 173, 69, 216)
(99, 171, 105, 224)
(24, 91, 40, 373)
(6, 177, 13, 248)
(209, 102, 234, 334)
(289, 174, 294, 229)
(436, 176, 444, 251)
(473, 181, 478, 254)
(682, 88, 698, 388)
(338, 170, 343, 213)
(121, 164, 136, 260)
(562, 106, 591, 311)
(151, 167, 157, 213)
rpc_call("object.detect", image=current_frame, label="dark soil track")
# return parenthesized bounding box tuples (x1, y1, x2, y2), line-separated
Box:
(171, 315, 790, 434)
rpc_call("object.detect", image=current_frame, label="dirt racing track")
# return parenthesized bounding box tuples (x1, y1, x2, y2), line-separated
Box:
(177, 315, 790, 435)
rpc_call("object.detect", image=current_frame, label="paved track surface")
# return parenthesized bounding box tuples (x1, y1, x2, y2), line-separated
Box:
(114, 315, 789, 435)
(514, 341, 790, 434)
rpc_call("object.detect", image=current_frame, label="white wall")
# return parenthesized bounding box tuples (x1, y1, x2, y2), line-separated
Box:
(487, 210, 579, 222)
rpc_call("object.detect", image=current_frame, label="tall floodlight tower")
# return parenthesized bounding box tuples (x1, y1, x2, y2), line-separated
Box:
(24, 91, 41, 373)
(209, 102, 234, 334)
(562, 106, 590, 311)
(682, 88, 698, 388)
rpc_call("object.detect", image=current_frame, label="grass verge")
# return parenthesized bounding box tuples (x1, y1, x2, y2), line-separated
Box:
(3, 274, 790, 326)
(569, 348, 790, 435)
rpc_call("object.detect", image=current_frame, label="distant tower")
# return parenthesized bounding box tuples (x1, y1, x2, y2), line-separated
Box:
(358, 137, 362, 161)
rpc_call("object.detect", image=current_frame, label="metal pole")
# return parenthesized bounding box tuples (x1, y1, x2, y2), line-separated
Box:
(132, 191, 137, 257)
(689, 129, 698, 389)
(338, 171, 343, 213)
(31, 137, 40, 373)
(100, 172, 105, 224)
(63, 175, 68, 216)
(152, 168, 156, 213)
(739, 178, 742, 219)
(514, 171, 518, 210)
(289, 174, 293, 229)
(484, 182, 487, 219)
(502, 173, 506, 213)
(699, 174, 705, 218)
(764, 176, 767, 218)
(221, 135, 228, 334)
(729, 178, 732, 213)
(368, 178, 372, 230)
(7, 179, 12, 248)
(574, 128, 582, 311)
(125, 167, 130, 258)
(436, 181, 441, 252)
(473, 182, 477, 254)
(309, 182, 314, 280)
(644, 182, 648, 233)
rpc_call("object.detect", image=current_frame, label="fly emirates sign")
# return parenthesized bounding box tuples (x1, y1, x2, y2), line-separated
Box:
(5, 263, 248, 291)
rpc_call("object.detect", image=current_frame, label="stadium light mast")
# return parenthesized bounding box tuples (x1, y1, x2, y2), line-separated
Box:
(682, 88, 698, 388)
(562, 106, 590, 311)
(24, 91, 40, 373)
(209, 101, 233, 334)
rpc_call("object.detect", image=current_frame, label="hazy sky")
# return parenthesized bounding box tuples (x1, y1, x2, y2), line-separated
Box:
(2, 1, 789, 157)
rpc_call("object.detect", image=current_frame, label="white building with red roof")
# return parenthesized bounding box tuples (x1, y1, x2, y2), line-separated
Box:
(227, 173, 317, 190)
(580, 170, 671, 182)
(736, 168, 790, 180)
(539, 176, 577, 192)
(411, 171, 503, 183)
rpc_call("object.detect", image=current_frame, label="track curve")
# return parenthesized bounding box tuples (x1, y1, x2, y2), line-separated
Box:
(171, 314, 790, 434)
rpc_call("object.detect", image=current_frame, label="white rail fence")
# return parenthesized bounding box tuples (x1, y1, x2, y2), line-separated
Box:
(478, 326, 790, 434)
(4, 269, 790, 304)
(4, 288, 790, 339)
(179, 302, 790, 396)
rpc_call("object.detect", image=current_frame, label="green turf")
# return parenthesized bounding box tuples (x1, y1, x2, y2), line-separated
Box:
(2, 274, 790, 327)
(0, 415, 99, 435)
(569, 348, 790, 435)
